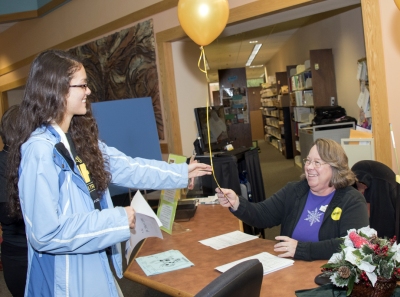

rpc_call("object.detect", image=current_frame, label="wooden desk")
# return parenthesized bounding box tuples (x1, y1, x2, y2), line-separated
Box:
(124, 205, 325, 296)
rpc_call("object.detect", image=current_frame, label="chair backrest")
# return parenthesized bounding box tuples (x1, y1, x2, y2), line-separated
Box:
(194, 259, 263, 297)
(351, 160, 399, 240)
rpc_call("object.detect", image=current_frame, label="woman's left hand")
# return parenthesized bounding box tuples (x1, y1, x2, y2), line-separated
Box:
(188, 162, 212, 179)
(274, 236, 298, 258)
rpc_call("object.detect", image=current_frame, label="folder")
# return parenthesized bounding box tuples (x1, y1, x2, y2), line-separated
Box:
(349, 129, 372, 145)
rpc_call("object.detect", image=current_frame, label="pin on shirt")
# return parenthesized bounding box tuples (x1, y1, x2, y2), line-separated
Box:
(319, 205, 328, 213)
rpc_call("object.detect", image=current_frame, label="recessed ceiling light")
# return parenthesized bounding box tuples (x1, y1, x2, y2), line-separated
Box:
(249, 65, 264, 68)
(249, 41, 258, 44)
(245, 44, 262, 67)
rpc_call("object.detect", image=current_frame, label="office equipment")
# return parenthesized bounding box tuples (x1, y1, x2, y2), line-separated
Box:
(175, 200, 197, 221)
(299, 122, 355, 167)
(194, 106, 252, 153)
(341, 138, 374, 168)
(195, 259, 263, 297)
(194, 106, 231, 153)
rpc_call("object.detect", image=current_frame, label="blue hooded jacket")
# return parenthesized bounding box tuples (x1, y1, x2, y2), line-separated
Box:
(19, 125, 189, 296)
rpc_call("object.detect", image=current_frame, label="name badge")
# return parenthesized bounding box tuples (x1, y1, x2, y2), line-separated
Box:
(319, 205, 328, 212)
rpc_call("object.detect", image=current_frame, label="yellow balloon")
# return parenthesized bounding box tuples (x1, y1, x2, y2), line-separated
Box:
(178, 0, 229, 46)
(395, 0, 400, 10)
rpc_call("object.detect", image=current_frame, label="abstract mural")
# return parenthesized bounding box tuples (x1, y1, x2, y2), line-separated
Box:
(68, 19, 164, 140)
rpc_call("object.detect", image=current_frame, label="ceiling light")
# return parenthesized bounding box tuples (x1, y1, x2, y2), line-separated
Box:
(249, 65, 263, 68)
(249, 40, 258, 44)
(245, 44, 262, 67)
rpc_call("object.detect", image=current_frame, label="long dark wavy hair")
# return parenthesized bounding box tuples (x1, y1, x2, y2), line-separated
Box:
(7, 49, 111, 219)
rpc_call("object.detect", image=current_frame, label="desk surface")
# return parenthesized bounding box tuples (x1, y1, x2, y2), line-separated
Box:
(124, 205, 325, 296)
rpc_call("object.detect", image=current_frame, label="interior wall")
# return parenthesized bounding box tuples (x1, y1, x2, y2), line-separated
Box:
(172, 41, 209, 157)
(266, 7, 365, 120)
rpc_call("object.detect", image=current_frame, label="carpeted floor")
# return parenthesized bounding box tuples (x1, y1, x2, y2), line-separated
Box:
(0, 139, 302, 296)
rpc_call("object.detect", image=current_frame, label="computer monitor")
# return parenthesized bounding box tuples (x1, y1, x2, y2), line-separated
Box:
(194, 106, 231, 153)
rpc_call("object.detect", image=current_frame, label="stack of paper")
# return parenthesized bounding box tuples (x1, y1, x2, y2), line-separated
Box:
(136, 250, 194, 276)
(215, 252, 294, 275)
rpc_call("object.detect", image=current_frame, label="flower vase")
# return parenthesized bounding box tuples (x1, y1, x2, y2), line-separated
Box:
(350, 277, 397, 297)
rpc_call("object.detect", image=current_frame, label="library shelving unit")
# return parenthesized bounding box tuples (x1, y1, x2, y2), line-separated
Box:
(287, 49, 338, 167)
(260, 72, 293, 159)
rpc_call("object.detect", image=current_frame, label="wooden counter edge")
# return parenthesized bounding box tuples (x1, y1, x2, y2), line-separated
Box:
(123, 270, 194, 297)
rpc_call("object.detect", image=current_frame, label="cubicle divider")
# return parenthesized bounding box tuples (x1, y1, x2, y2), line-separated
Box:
(92, 97, 161, 197)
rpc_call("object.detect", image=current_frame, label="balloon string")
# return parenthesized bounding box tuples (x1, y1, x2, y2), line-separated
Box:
(199, 46, 233, 208)
(198, 46, 209, 78)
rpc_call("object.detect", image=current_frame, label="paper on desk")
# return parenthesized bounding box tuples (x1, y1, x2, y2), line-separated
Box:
(197, 195, 219, 205)
(125, 191, 163, 264)
(199, 230, 258, 250)
(136, 250, 194, 276)
(215, 252, 294, 275)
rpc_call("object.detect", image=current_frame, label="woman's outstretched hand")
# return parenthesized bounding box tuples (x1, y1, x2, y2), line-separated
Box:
(188, 162, 212, 179)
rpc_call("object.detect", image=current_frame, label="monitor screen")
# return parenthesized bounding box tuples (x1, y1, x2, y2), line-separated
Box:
(194, 106, 231, 153)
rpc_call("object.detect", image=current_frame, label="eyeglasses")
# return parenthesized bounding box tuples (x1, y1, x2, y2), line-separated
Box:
(69, 84, 88, 90)
(303, 158, 328, 168)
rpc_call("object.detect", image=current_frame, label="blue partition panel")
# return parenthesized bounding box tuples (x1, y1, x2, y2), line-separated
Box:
(92, 97, 162, 195)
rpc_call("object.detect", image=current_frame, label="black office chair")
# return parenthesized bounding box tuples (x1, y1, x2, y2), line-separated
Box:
(194, 259, 263, 297)
(351, 160, 400, 240)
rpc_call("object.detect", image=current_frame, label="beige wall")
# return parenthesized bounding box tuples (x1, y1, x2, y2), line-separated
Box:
(380, 0, 400, 171)
(266, 7, 366, 120)
(172, 41, 209, 156)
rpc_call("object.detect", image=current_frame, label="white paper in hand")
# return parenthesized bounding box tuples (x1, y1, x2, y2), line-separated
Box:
(125, 191, 163, 264)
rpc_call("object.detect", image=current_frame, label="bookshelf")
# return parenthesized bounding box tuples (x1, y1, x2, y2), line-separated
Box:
(261, 72, 293, 159)
(287, 49, 338, 167)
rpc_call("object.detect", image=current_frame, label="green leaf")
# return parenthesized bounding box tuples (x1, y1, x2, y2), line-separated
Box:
(358, 231, 369, 239)
(353, 249, 363, 258)
(380, 261, 394, 278)
(362, 245, 374, 255)
(347, 274, 355, 296)
(321, 263, 340, 269)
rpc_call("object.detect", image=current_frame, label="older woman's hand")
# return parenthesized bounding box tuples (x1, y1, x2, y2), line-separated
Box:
(215, 187, 240, 210)
(274, 236, 298, 258)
